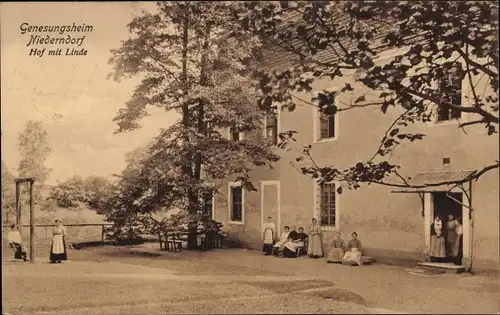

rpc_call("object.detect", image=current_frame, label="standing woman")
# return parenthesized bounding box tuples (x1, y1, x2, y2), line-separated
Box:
(50, 220, 68, 263)
(446, 214, 458, 261)
(307, 218, 323, 258)
(452, 217, 464, 265)
(262, 216, 276, 255)
(429, 215, 446, 262)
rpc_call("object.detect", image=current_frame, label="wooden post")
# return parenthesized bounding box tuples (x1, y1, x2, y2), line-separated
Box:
(29, 180, 35, 263)
(101, 225, 105, 245)
(15, 182, 21, 231)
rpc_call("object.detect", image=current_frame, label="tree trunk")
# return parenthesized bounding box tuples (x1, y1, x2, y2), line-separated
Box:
(179, 6, 198, 250)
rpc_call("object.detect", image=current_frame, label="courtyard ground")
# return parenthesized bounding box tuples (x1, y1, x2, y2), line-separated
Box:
(2, 243, 499, 314)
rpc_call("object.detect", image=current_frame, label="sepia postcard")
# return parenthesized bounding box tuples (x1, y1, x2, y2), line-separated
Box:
(1, 1, 499, 314)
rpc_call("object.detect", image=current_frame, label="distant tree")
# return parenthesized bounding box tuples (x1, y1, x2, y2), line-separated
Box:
(237, 1, 499, 189)
(17, 120, 52, 208)
(1, 161, 16, 223)
(48, 175, 115, 213)
(108, 1, 279, 249)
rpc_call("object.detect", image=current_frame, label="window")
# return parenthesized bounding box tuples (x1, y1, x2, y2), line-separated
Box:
(264, 107, 278, 145)
(231, 129, 240, 141)
(229, 184, 243, 223)
(437, 64, 462, 122)
(204, 120, 213, 136)
(202, 193, 213, 220)
(319, 111, 336, 139)
(319, 182, 337, 227)
(229, 123, 244, 141)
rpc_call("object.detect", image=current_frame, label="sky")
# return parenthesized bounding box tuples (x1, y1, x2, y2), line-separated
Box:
(1, 2, 180, 185)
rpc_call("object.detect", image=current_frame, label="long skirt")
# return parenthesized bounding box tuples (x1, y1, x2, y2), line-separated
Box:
(446, 230, 457, 257)
(263, 242, 274, 255)
(12, 243, 27, 260)
(282, 242, 300, 258)
(452, 235, 463, 265)
(50, 235, 67, 262)
(282, 247, 297, 258)
(342, 249, 362, 266)
(307, 234, 323, 257)
(327, 247, 344, 263)
(430, 235, 446, 261)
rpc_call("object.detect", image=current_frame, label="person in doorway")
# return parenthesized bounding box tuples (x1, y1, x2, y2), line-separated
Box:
(7, 223, 28, 262)
(282, 226, 301, 258)
(342, 232, 362, 266)
(50, 220, 68, 263)
(452, 217, 463, 265)
(307, 218, 323, 258)
(262, 216, 276, 255)
(446, 213, 458, 261)
(272, 226, 290, 256)
(327, 232, 345, 263)
(430, 215, 446, 262)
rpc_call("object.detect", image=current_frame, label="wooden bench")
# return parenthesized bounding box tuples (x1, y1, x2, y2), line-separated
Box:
(166, 233, 183, 252)
(200, 234, 224, 249)
(296, 240, 308, 257)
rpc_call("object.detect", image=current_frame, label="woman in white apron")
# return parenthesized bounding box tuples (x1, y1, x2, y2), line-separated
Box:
(50, 220, 68, 263)
(262, 216, 276, 255)
(342, 232, 362, 266)
(307, 218, 323, 258)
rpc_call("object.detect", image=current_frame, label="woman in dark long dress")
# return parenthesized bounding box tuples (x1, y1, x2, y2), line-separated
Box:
(429, 215, 446, 262)
(50, 220, 68, 263)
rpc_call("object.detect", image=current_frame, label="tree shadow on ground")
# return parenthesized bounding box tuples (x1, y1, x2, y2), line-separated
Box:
(306, 288, 367, 306)
(240, 279, 366, 306)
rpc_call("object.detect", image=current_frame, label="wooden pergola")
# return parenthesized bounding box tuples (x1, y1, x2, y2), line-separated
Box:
(15, 177, 36, 263)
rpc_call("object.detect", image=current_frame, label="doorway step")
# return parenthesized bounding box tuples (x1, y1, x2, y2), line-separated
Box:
(417, 262, 466, 274)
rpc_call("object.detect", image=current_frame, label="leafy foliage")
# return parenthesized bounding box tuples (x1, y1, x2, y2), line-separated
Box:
(107, 2, 278, 248)
(236, 1, 499, 188)
(1, 161, 16, 223)
(17, 120, 53, 203)
(48, 175, 115, 212)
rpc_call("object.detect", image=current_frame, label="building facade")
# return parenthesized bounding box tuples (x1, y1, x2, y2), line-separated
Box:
(211, 47, 499, 272)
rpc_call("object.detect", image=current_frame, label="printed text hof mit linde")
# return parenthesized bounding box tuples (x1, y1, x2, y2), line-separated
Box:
(20, 23, 94, 57)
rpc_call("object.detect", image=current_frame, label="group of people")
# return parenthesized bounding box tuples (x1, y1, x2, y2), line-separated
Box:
(6, 219, 68, 264)
(430, 214, 463, 265)
(262, 217, 364, 266)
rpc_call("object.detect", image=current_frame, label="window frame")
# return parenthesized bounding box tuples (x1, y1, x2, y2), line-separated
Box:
(263, 106, 280, 146)
(228, 125, 245, 141)
(431, 63, 466, 126)
(228, 181, 245, 225)
(201, 192, 215, 221)
(313, 101, 339, 143)
(313, 180, 340, 231)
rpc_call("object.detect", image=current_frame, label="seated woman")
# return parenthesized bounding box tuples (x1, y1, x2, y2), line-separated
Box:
(272, 226, 290, 256)
(326, 232, 345, 263)
(282, 226, 301, 258)
(342, 232, 362, 266)
(296, 227, 308, 256)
